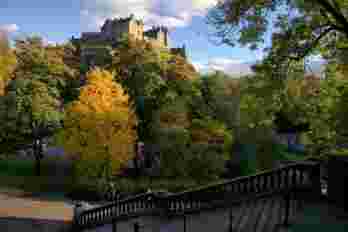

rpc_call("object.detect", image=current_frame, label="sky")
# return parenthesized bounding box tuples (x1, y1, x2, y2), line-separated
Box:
(0, 0, 322, 76)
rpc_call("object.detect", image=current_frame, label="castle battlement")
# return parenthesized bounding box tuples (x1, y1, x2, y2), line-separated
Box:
(80, 15, 186, 66)
(82, 15, 168, 48)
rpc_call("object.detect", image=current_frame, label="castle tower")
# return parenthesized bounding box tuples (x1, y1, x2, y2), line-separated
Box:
(143, 26, 169, 48)
(161, 26, 169, 47)
(100, 15, 144, 42)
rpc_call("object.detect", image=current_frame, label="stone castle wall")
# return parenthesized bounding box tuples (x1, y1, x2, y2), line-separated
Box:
(83, 17, 167, 47)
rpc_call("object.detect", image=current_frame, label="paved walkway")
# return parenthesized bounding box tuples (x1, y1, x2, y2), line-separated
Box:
(0, 189, 74, 232)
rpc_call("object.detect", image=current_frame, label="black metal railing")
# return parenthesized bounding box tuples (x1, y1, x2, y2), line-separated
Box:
(73, 161, 321, 231)
(73, 192, 157, 230)
(163, 161, 319, 213)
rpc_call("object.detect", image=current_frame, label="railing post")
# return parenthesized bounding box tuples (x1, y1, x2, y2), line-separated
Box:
(309, 163, 321, 199)
(229, 207, 233, 232)
(134, 222, 140, 232)
(283, 192, 290, 226)
(112, 219, 117, 232)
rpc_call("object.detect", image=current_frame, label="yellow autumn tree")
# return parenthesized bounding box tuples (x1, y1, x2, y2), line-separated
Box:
(0, 32, 16, 95)
(55, 68, 137, 179)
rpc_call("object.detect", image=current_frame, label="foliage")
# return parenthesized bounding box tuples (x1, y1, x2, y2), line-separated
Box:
(208, 0, 348, 61)
(0, 75, 63, 176)
(192, 72, 239, 128)
(187, 143, 227, 181)
(155, 127, 191, 178)
(108, 37, 200, 142)
(54, 68, 138, 180)
(153, 116, 232, 181)
(66, 176, 201, 201)
(190, 118, 233, 156)
(0, 33, 17, 95)
(109, 37, 168, 102)
(158, 97, 191, 128)
(13, 36, 78, 105)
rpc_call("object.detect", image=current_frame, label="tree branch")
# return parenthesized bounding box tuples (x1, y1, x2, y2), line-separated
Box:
(289, 26, 336, 61)
(315, 0, 348, 37)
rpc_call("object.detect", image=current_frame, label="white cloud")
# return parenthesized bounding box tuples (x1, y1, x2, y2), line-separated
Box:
(308, 54, 324, 62)
(80, 9, 89, 16)
(43, 38, 58, 46)
(0, 24, 19, 33)
(193, 57, 255, 77)
(80, 0, 218, 31)
(192, 61, 208, 72)
(193, 56, 326, 77)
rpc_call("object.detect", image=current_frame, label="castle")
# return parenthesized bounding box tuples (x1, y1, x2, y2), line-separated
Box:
(77, 15, 186, 66)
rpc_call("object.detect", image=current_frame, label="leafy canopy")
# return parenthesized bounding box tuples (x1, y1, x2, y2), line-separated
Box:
(208, 0, 348, 60)
(54, 68, 138, 179)
(0, 33, 17, 95)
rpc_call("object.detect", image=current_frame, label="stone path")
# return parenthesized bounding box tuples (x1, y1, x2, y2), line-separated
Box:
(0, 189, 74, 232)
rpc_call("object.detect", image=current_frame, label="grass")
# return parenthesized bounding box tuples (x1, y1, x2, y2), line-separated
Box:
(0, 159, 34, 176)
(0, 156, 72, 194)
(0, 156, 203, 201)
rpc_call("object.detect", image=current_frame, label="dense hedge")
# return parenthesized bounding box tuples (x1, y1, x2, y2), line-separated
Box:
(65, 176, 201, 201)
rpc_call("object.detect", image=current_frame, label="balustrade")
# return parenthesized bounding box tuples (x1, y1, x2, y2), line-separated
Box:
(74, 162, 320, 231)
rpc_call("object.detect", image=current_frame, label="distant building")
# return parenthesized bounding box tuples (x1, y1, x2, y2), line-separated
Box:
(76, 15, 186, 67)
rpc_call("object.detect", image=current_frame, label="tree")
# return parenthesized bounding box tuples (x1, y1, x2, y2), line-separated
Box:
(0, 78, 62, 175)
(0, 32, 16, 95)
(13, 36, 77, 105)
(158, 97, 191, 129)
(109, 37, 167, 101)
(108, 36, 200, 143)
(187, 72, 239, 144)
(208, 0, 348, 61)
(54, 68, 138, 180)
(0, 36, 69, 175)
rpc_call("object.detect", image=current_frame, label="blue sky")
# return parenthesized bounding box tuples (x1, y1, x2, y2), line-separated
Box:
(0, 0, 276, 76)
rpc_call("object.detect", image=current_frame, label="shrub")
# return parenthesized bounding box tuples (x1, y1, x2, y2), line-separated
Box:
(65, 176, 200, 201)
(156, 127, 191, 178)
(187, 143, 227, 182)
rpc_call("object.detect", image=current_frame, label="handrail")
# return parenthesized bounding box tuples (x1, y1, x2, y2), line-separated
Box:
(168, 161, 317, 197)
(163, 162, 319, 213)
(73, 161, 320, 230)
(74, 192, 157, 229)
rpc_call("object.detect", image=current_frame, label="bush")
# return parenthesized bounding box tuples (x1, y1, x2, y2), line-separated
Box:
(187, 143, 226, 182)
(156, 127, 191, 178)
(65, 176, 201, 201)
(65, 177, 105, 201)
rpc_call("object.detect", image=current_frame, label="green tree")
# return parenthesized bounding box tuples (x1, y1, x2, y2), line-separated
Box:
(208, 0, 348, 60)
(13, 36, 77, 105)
(109, 36, 199, 142)
(0, 78, 62, 175)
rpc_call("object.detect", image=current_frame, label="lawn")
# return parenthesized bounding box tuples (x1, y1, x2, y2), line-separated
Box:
(0, 157, 72, 194)
(0, 158, 35, 176)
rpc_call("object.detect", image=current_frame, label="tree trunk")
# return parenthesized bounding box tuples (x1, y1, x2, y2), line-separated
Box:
(33, 139, 42, 176)
(133, 148, 140, 178)
(35, 154, 41, 176)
